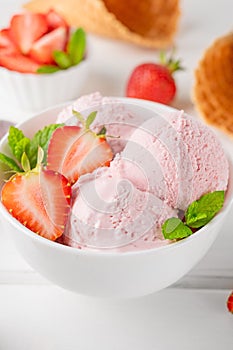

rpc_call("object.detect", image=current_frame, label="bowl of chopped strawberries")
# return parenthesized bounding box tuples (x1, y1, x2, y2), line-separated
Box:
(0, 10, 88, 112)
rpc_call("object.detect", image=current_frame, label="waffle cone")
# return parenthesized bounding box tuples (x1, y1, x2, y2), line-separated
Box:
(193, 32, 233, 136)
(24, 0, 180, 48)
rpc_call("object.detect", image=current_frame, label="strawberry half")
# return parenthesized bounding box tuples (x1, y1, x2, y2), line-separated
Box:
(9, 12, 48, 54)
(46, 9, 68, 30)
(0, 53, 40, 73)
(1, 165, 71, 241)
(29, 26, 68, 64)
(47, 111, 113, 184)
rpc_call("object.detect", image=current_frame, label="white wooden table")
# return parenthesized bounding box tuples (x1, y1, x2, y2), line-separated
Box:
(0, 0, 233, 349)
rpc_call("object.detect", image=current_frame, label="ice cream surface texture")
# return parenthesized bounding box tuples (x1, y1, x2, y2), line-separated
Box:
(57, 92, 149, 154)
(119, 109, 229, 210)
(63, 166, 177, 251)
(58, 93, 229, 252)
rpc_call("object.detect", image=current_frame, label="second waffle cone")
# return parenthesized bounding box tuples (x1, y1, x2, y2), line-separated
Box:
(193, 32, 233, 136)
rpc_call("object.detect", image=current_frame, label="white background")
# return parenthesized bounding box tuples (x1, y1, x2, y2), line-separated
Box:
(0, 0, 233, 349)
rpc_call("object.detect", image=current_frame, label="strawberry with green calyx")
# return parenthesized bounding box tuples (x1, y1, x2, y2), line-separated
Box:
(1, 147, 71, 241)
(126, 50, 183, 105)
(46, 110, 113, 185)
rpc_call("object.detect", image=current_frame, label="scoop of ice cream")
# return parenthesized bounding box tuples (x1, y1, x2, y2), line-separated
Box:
(56, 92, 150, 154)
(57, 92, 104, 123)
(119, 110, 229, 210)
(63, 166, 177, 251)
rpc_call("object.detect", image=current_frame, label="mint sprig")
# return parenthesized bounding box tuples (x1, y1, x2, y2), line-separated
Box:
(185, 191, 225, 228)
(162, 191, 225, 240)
(37, 65, 60, 74)
(162, 217, 192, 240)
(27, 124, 63, 168)
(53, 50, 72, 69)
(0, 153, 21, 172)
(8, 126, 30, 162)
(67, 28, 86, 65)
(0, 123, 63, 172)
(37, 27, 86, 74)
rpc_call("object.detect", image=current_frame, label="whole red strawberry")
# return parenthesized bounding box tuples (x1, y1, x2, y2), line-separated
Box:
(126, 51, 183, 105)
(227, 291, 233, 313)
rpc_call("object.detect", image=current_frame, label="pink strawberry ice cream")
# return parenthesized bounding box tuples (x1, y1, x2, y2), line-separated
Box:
(118, 110, 229, 210)
(63, 166, 177, 251)
(59, 93, 229, 252)
(56, 92, 149, 154)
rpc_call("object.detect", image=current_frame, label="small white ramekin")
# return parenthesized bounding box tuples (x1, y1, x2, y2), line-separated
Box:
(0, 59, 89, 112)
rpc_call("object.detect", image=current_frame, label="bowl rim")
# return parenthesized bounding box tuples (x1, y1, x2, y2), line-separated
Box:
(0, 97, 232, 257)
(0, 58, 88, 78)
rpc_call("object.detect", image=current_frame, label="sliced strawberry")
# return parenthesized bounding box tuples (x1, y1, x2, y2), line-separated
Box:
(46, 9, 68, 30)
(0, 47, 18, 56)
(47, 125, 113, 184)
(0, 29, 19, 55)
(0, 29, 15, 48)
(1, 169, 71, 241)
(10, 12, 48, 54)
(29, 26, 68, 64)
(0, 53, 40, 73)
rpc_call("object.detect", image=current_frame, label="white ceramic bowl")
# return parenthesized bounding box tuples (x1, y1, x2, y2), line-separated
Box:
(0, 99, 232, 298)
(0, 60, 88, 112)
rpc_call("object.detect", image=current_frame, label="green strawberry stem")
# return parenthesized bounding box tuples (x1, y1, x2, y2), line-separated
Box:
(159, 49, 184, 74)
(20, 147, 44, 174)
(21, 153, 31, 172)
(72, 110, 107, 137)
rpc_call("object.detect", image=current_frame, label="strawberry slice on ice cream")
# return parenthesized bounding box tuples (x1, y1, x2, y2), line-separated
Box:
(47, 111, 113, 184)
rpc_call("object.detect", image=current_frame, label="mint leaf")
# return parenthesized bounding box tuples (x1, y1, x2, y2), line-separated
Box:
(0, 153, 21, 172)
(53, 50, 72, 69)
(67, 28, 86, 65)
(162, 217, 193, 240)
(8, 126, 30, 162)
(0, 124, 64, 174)
(37, 65, 60, 74)
(26, 124, 63, 168)
(14, 137, 30, 163)
(185, 191, 225, 228)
